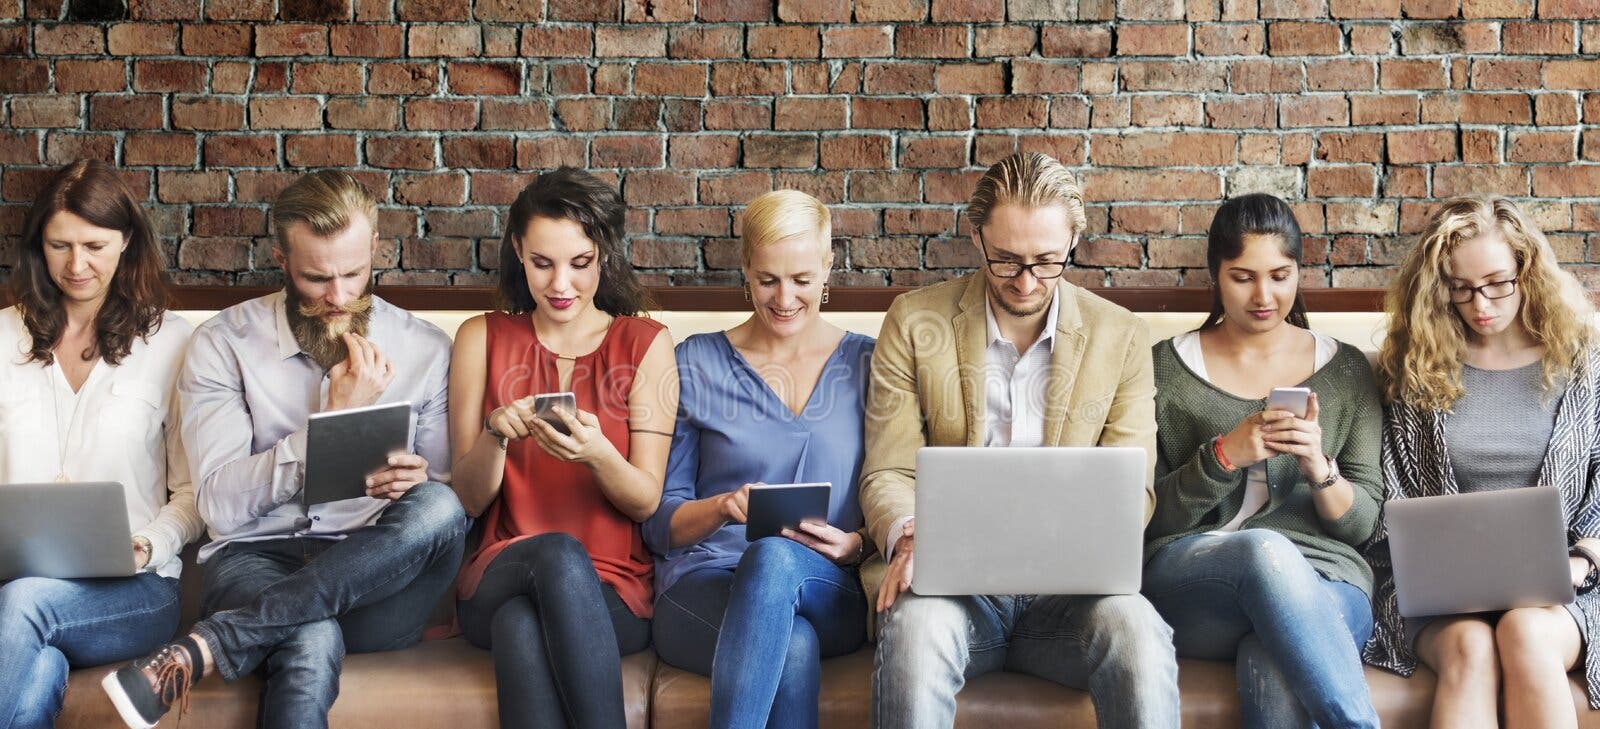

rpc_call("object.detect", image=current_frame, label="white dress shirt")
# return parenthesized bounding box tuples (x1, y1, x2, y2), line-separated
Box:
(179, 291, 452, 562)
(0, 307, 204, 579)
(886, 292, 1061, 561)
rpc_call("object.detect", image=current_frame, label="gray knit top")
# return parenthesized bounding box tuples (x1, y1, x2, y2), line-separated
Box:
(1447, 362, 1559, 493)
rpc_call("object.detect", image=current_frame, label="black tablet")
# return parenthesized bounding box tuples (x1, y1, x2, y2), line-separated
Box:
(304, 401, 416, 505)
(745, 483, 831, 541)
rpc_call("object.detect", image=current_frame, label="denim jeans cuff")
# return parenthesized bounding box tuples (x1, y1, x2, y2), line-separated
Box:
(189, 622, 236, 683)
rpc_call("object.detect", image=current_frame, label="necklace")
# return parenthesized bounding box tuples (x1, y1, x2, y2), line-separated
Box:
(49, 364, 86, 483)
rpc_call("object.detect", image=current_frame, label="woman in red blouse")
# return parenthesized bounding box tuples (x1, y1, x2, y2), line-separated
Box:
(446, 168, 678, 729)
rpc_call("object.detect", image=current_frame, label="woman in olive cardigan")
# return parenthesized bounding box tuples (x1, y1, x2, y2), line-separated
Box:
(1144, 194, 1384, 729)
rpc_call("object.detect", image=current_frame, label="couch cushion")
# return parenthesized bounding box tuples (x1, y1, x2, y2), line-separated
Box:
(59, 640, 657, 729)
(650, 649, 1600, 729)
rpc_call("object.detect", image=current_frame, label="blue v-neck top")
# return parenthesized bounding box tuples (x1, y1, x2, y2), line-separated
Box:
(643, 330, 875, 594)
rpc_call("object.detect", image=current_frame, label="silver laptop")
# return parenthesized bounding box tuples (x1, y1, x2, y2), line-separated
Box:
(911, 447, 1147, 596)
(0, 482, 135, 580)
(1386, 487, 1574, 618)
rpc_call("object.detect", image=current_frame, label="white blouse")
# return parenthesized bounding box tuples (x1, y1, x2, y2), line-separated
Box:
(0, 306, 204, 580)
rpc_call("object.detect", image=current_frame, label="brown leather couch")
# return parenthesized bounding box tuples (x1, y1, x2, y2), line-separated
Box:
(54, 545, 1600, 729)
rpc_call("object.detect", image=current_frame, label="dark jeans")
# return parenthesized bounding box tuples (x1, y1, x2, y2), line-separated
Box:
(457, 533, 650, 729)
(195, 481, 467, 729)
(0, 573, 179, 729)
(652, 537, 866, 729)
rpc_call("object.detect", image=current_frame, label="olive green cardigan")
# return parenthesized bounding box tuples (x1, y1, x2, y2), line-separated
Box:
(1145, 337, 1385, 595)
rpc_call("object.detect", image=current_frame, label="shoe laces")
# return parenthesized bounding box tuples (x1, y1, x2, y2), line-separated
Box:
(144, 645, 194, 717)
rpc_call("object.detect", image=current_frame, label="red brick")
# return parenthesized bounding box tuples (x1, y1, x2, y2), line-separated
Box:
(934, 63, 1004, 94)
(1117, 0, 1185, 19)
(438, 136, 512, 169)
(711, 63, 786, 96)
(1011, 60, 1081, 93)
(182, 23, 250, 55)
(107, 23, 178, 55)
(821, 135, 893, 169)
(291, 62, 363, 95)
(776, 0, 848, 20)
(55, 59, 127, 92)
(1509, 131, 1576, 163)
(1435, 165, 1530, 197)
(397, 0, 468, 20)
(1545, 60, 1600, 90)
(1400, 0, 1459, 17)
(1308, 166, 1377, 197)
(774, 97, 847, 131)
(1385, 129, 1455, 163)
(252, 63, 288, 93)
(595, 26, 667, 57)
(627, 170, 697, 205)
(1317, 132, 1383, 162)
(1204, 97, 1276, 129)
(1120, 61, 1228, 91)
(1230, 59, 1302, 93)
(447, 62, 520, 95)
(976, 26, 1038, 56)
(974, 97, 1047, 129)
(395, 172, 467, 205)
(34, 23, 104, 54)
(1503, 21, 1575, 53)
(326, 97, 400, 130)
(1587, 132, 1600, 162)
(369, 63, 439, 95)
(330, 24, 402, 57)
(473, 0, 541, 19)
(1117, 23, 1190, 55)
(278, 0, 350, 20)
(178, 238, 251, 270)
(285, 135, 358, 167)
(248, 97, 322, 130)
(611, 98, 660, 131)
(932, 0, 1003, 20)
(42, 132, 113, 164)
(1351, 94, 1419, 125)
(928, 97, 972, 131)
(1268, 22, 1342, 55)
(0, 25, 23, 55)
(1349, 24, 1393, 53)
(634, 62, 708, 96)
(1093, 132, 1237, 167)
(1280, 96, 1349, 127)
(517, 136, 588, 169)
(896, 25, 967, 58)
(255, 24, 327, 56)
(1308, 58, 1376, 91)
(556, 98, 613, 131)
(667, 135, 738, 168)
(748, 25, 819, 58)
(592, 135, 665, 168)
(743, 135, 817, 168)
(128, 0, 201, 19)
(481, 100, 553, 131)
(408, 25, 480, 57)
(203, 135, 277, 167)
(1461, 129, 1502, 163)
(655, 208, 730, 236)
(519, 26, 592, 58)
(158, 170, 228, 203)
(671, 26, 743, 58)
(204, 0, 272, 19)
(1536, 92, 1581, 125)
(404, 99, 477, 130)
(1041, 26, 1112, 57)
(1398, 23, 1497, 55)
(191, 207, 266, 238)
(88, 95, 161, 130)
(10, 97, 77, 128)
(1469, 59, 1541, 90)
(1195, 23, 1264, 55)
(366, 136, 437, 170)
(863, 62, 934, 94)
(855, 0, 929, 20)
(1539, 0, 1600, 17)
(169, 97, 242, 131)
(1331, 0, 1400, 15)
(899, 136, 968, 168)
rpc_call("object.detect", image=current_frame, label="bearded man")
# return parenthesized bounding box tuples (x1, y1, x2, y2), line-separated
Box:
(103, 170, 466, 729)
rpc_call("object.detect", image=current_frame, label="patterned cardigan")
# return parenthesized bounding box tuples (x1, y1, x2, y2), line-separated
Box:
(1362, 347, 1600, 708)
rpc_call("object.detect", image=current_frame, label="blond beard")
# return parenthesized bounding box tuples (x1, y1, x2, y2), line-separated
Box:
(285, 285, 374, 371)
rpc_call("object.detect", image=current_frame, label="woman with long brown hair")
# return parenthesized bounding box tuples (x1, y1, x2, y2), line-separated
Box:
(0, 160, 203, 728)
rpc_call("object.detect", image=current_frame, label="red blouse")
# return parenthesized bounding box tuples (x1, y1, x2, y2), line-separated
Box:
(456, 312, 664, 618)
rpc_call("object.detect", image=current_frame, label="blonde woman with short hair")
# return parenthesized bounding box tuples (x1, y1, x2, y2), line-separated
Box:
(642, 190, 877, 729)
(1364, 195, 1600, 729)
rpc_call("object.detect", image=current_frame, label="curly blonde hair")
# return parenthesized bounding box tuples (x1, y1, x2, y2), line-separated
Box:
(1378, 195, 1593, 410)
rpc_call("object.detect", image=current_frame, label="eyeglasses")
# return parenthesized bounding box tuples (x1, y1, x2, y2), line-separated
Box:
(1447, 279, 1517, 304)
(979, 235, 1071, 280)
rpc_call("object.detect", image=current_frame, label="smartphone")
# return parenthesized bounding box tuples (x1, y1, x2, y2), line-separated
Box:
(1267, 387, 1312, 419)
(533, 392, 577, 436)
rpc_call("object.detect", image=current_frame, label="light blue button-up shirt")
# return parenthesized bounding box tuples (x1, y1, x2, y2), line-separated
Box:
(179, 291, 452, 562)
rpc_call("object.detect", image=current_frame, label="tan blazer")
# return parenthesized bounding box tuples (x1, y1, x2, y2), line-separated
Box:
(859, 273, 1159, 555)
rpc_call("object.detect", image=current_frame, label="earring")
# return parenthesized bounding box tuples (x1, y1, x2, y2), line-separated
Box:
(742, 286, 751, 302)
(821, 284, 830, 305)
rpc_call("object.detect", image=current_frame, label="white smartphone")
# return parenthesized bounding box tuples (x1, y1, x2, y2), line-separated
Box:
(533, 392, 577, 436)
(1266, 387, 1312, 419)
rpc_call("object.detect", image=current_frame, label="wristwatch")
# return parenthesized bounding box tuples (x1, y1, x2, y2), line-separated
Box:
(1309, 455, 1341, 491)
(483, 412, 509, 451)
(1574, 547, 1600, 593)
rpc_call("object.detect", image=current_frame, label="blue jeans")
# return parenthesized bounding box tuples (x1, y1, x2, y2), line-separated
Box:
(195, 482, 467, 729)
(0, 573, 179, 729)
(1143, 530, 1379, 729)
(457, 533, 650, 729)
(654, 538, 866, 729)
(872, 589, 1178, 729)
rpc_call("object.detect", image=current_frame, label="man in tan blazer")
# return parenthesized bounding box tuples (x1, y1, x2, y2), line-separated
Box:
(862, 153, 1179, 729)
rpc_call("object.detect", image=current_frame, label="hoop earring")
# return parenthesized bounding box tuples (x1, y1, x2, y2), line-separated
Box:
(821, 284, 830, 306)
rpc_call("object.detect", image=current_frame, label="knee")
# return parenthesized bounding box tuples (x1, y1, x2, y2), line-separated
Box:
(400, 481, 468, 541)
(281, 619, 346, 670)
(1434, 620, 1498, 678)
(780, 619, 821, 682)
(521, 532, 592, 581)
(1218, 530, 1316, 586)
(15, 647, 69, 727)
(1088, 594, 1175, 654)
(876, 595, 969, 675)
(0, 578, 59, 639)
(1495, 609, 1565, 672)
(740, 536, 811, 581)
(490, 596, 540, 644)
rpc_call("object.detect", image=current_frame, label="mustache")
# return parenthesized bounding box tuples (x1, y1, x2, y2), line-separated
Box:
(295, 295, 373, 320)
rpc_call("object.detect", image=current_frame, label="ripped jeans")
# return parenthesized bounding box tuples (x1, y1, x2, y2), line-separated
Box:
(1144, 530, 1378, 729)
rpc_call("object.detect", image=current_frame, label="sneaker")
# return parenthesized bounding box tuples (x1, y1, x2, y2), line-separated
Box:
(101, 637, 203, 729)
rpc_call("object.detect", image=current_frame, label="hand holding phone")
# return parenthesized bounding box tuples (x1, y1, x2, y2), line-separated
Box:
(533, 392, 577, 436)
(1267, 387, 1312, 419)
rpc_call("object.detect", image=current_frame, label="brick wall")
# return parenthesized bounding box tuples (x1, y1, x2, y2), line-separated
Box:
(1, 0, 1598, 289)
